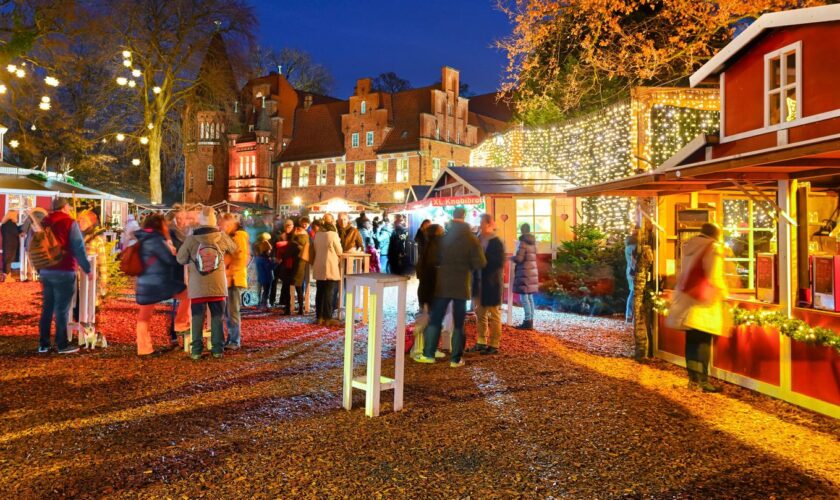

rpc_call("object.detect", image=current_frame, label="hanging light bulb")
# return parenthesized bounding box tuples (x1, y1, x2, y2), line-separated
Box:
(6, 64, 16, 73)
(101, 138, 108, 143)
(122, 50, 131, 58)
(40, 96, 50, 103)
(9, 139, 19, 148)
(147, 123, 154, 130)
(30, 124, 36, 131)
(15, 69, 25, 78)
(139, 136, 149, 145)
(0, 84, 6, 94)
(131, 68, 142, 78)
(127, 80, 136, 88)
(116, 76, 128, 86)
(131, 158, 141, 166)
(122, 59, 132, 67)
(39, 101, 51, 111)
(116, 133, 125, 142)
(44, 76, 59, 87)
(152, 86, 161, 94)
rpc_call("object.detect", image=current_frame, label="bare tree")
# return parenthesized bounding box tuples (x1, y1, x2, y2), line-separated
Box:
(103, 0, 255, 204)
(372, 72, 411, 93)
(253, 47, 334, 95)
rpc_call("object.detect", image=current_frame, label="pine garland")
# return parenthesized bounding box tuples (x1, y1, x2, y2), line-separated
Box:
(731, 307, 840, 355)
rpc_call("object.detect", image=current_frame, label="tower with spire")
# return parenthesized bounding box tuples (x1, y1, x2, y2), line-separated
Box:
(183, 31, 238, 205)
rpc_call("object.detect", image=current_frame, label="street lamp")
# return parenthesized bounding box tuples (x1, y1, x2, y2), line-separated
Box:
(393, 190, 405, 202)
(292, 196, 302, 207)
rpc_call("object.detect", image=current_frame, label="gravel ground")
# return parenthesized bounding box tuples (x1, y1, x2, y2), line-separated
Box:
(0, 280, 838, 498)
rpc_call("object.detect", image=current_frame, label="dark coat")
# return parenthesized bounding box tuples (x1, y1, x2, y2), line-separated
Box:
(512, 233, 539, 295)
(135, 229, 186, 305)
(473, 236, 505, 307)
(434, 221, 487, 300)
(1, 220, 21, 257)
(290, 232, 310, 286)
(416, 234, 440, 307)
(388, 223, 409, 275)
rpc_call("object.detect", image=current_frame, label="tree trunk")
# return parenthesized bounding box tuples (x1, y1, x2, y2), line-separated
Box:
(148, 129, 163, 205)
(632, 244, 653, 359)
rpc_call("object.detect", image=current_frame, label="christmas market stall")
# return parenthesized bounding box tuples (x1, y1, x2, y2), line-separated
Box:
(304, 197, 382, 221)
(569, 4, 840, 418)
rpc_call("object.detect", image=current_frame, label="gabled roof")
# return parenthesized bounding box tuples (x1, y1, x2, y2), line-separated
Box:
(468, 112, 510, 144)
(377, 87, 433, 153)
(432, 167, 575, 196)
(279, 100, 349, 162)
(690, 4, 840, 86)
(468, 92, 513, 123)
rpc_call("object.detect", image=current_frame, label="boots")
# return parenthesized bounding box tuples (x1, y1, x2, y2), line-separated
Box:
(515, 320, 533, 330)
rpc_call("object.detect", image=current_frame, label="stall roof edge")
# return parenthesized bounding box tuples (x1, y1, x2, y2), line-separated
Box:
(427, 166, 576, 197)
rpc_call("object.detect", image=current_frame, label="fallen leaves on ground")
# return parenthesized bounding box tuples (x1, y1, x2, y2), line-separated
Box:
(0, 281, 838, 498)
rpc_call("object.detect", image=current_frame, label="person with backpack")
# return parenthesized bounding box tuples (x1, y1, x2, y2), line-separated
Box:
(221, 213, 250, 350)
(388, 214, 410, 275)
(35, 198, 92, 354)
(134, 213, 186, 357)
(176, 207, 236, 360)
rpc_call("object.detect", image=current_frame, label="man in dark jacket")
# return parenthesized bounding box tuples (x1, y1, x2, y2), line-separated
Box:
(167, 205, 191, 344)
(38, 198, 92, 354)
(468, 214, 505, 355)
(416, 207, 486, 367)
(388, 214, 410, 275)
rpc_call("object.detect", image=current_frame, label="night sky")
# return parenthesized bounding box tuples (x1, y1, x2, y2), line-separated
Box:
(248, 0, 511, 98)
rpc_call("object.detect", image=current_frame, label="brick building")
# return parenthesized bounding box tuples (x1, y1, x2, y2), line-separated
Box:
(184, 34, 507, 211)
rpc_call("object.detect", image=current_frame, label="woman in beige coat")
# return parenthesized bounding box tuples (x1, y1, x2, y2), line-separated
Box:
(666, 223, 729, 392)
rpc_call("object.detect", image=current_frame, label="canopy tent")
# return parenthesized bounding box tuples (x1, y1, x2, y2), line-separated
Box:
(304, 197, 382, 220)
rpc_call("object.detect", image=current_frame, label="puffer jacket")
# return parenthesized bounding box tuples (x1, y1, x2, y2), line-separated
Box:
(135, 229, 186, 305)
(512, 233, 539, 295)
(225, 228, 250, 288)
(434, 220, 486, 300)
(176, 226, 236, 299)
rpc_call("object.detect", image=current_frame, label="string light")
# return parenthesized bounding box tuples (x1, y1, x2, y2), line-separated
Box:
(131, 69, 142, 78)
(9, 139, 19, 148)
(471, 88, 720, 232)
(139, 136, 149, 145)
(30, 124, 36, 131)
(122, 50, 131, 58)
(0, 84, 6, 94)
(128, 80, 136, 88)
(6, 65, 16, 73)
(122, 59, 132, 68)
(39, 96, 51, 110)
(116, 77, 128, 86)
(15, 69, 24, 78)
(101, 138, 108, 143)
(152, 86, 161, 94)
(147, 123, 154, 130)
(116, 133, 125, 141)
(131, 158, 141, 166)
(44, 76, 59, 87)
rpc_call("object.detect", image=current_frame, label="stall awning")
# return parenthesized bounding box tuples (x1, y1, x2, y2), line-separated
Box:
(0, 175, 60, 196)
(428, 167, 575, 199)
(305, 197, 380, 214)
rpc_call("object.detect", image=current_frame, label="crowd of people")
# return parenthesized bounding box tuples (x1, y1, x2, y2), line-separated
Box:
(28, 199, 541, 365)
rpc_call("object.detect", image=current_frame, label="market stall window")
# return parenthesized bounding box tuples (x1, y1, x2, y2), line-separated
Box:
(281, 167, 293, 188)
(516, 198, 552, 243)
(6, 194, 35, 214)
(723, 198, 776, 290)
(299, 166, 309, 187)
(375, 160, 388, 183)
(206, 164, 214, 183)
(354, 162, 365, 184)
(336, 163, 346, 186)
(765, 43, 800, 126)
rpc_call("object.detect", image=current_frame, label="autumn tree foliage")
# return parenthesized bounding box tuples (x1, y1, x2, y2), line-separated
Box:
(497, 0, 830, 124)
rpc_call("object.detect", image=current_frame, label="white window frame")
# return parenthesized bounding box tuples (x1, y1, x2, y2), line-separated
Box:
(354, 161, 365, 185)
(448, 160, 456, 167)
(431, 158, 441, 180)
(207, 164, 214, 183)
(336, 162, 346, 186)
(361, 100, 367, 114)
(281, 167, 293, 188)
(763, 41, 802, 128)
(299, 166, 309, 187)
(375, 160, 388, 183)
(316, 163, 327, 186)
(351, 132, 359, 148)
(396, 158, 409, 183)
(366, 131, 374, 146)
(239, 156, 244, 178)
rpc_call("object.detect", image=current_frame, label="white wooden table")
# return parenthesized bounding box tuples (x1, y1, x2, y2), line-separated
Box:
(343, 273, 409, 417)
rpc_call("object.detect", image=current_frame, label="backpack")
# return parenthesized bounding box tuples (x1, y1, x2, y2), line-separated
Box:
(193, 242, 222, 275)
(29, 227, 65, 270)
(119, 242, 145, 276)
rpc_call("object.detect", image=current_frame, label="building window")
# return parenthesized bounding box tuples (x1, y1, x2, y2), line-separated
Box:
(447, 103, 451, 116)
(188, 172, 194, 192)
(723, 198, 776, 289)
(765, 43, 800, 126)
(366, 131, 374, 146)
(250, 156, 256, 177)
(316, 163, 327, 186)
(336, 162, 346, 186)
(396, 158, 409, 183)
(456, 131, 461, 145)
(431, 158, 441, 180)
(446, 128, 450, 142)
(299, 166, 309, 187)
(239, 156, 244, 177)
(281, 167, 293, 188)
(361, 100, 367, 114)
(206, 164, 214, 183)
(351, 133, 359, 148)
(354, 161, 365, 184)
(375, 160, 388, 183)
(435, 127, 440, 140)
(516, 199, 552, 244)
(448, 160, 456, 167)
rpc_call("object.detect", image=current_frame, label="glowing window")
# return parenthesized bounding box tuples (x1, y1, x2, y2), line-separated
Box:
(765, 44, 800, 126)
(516, 198, 552, 244)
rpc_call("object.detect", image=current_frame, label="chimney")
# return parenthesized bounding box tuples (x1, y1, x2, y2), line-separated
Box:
(0, 124, 7, 162)
(304, 94, 313, 110)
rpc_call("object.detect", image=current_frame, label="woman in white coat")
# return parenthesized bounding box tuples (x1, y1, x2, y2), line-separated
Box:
(312, 218, 343, 326)
(666, 223, 729, 392)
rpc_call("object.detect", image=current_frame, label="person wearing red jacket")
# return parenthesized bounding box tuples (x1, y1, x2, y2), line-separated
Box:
(38, 198, 92, 354)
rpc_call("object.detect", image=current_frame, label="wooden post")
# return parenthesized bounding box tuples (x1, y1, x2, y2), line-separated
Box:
(342, 285, 355, 410)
